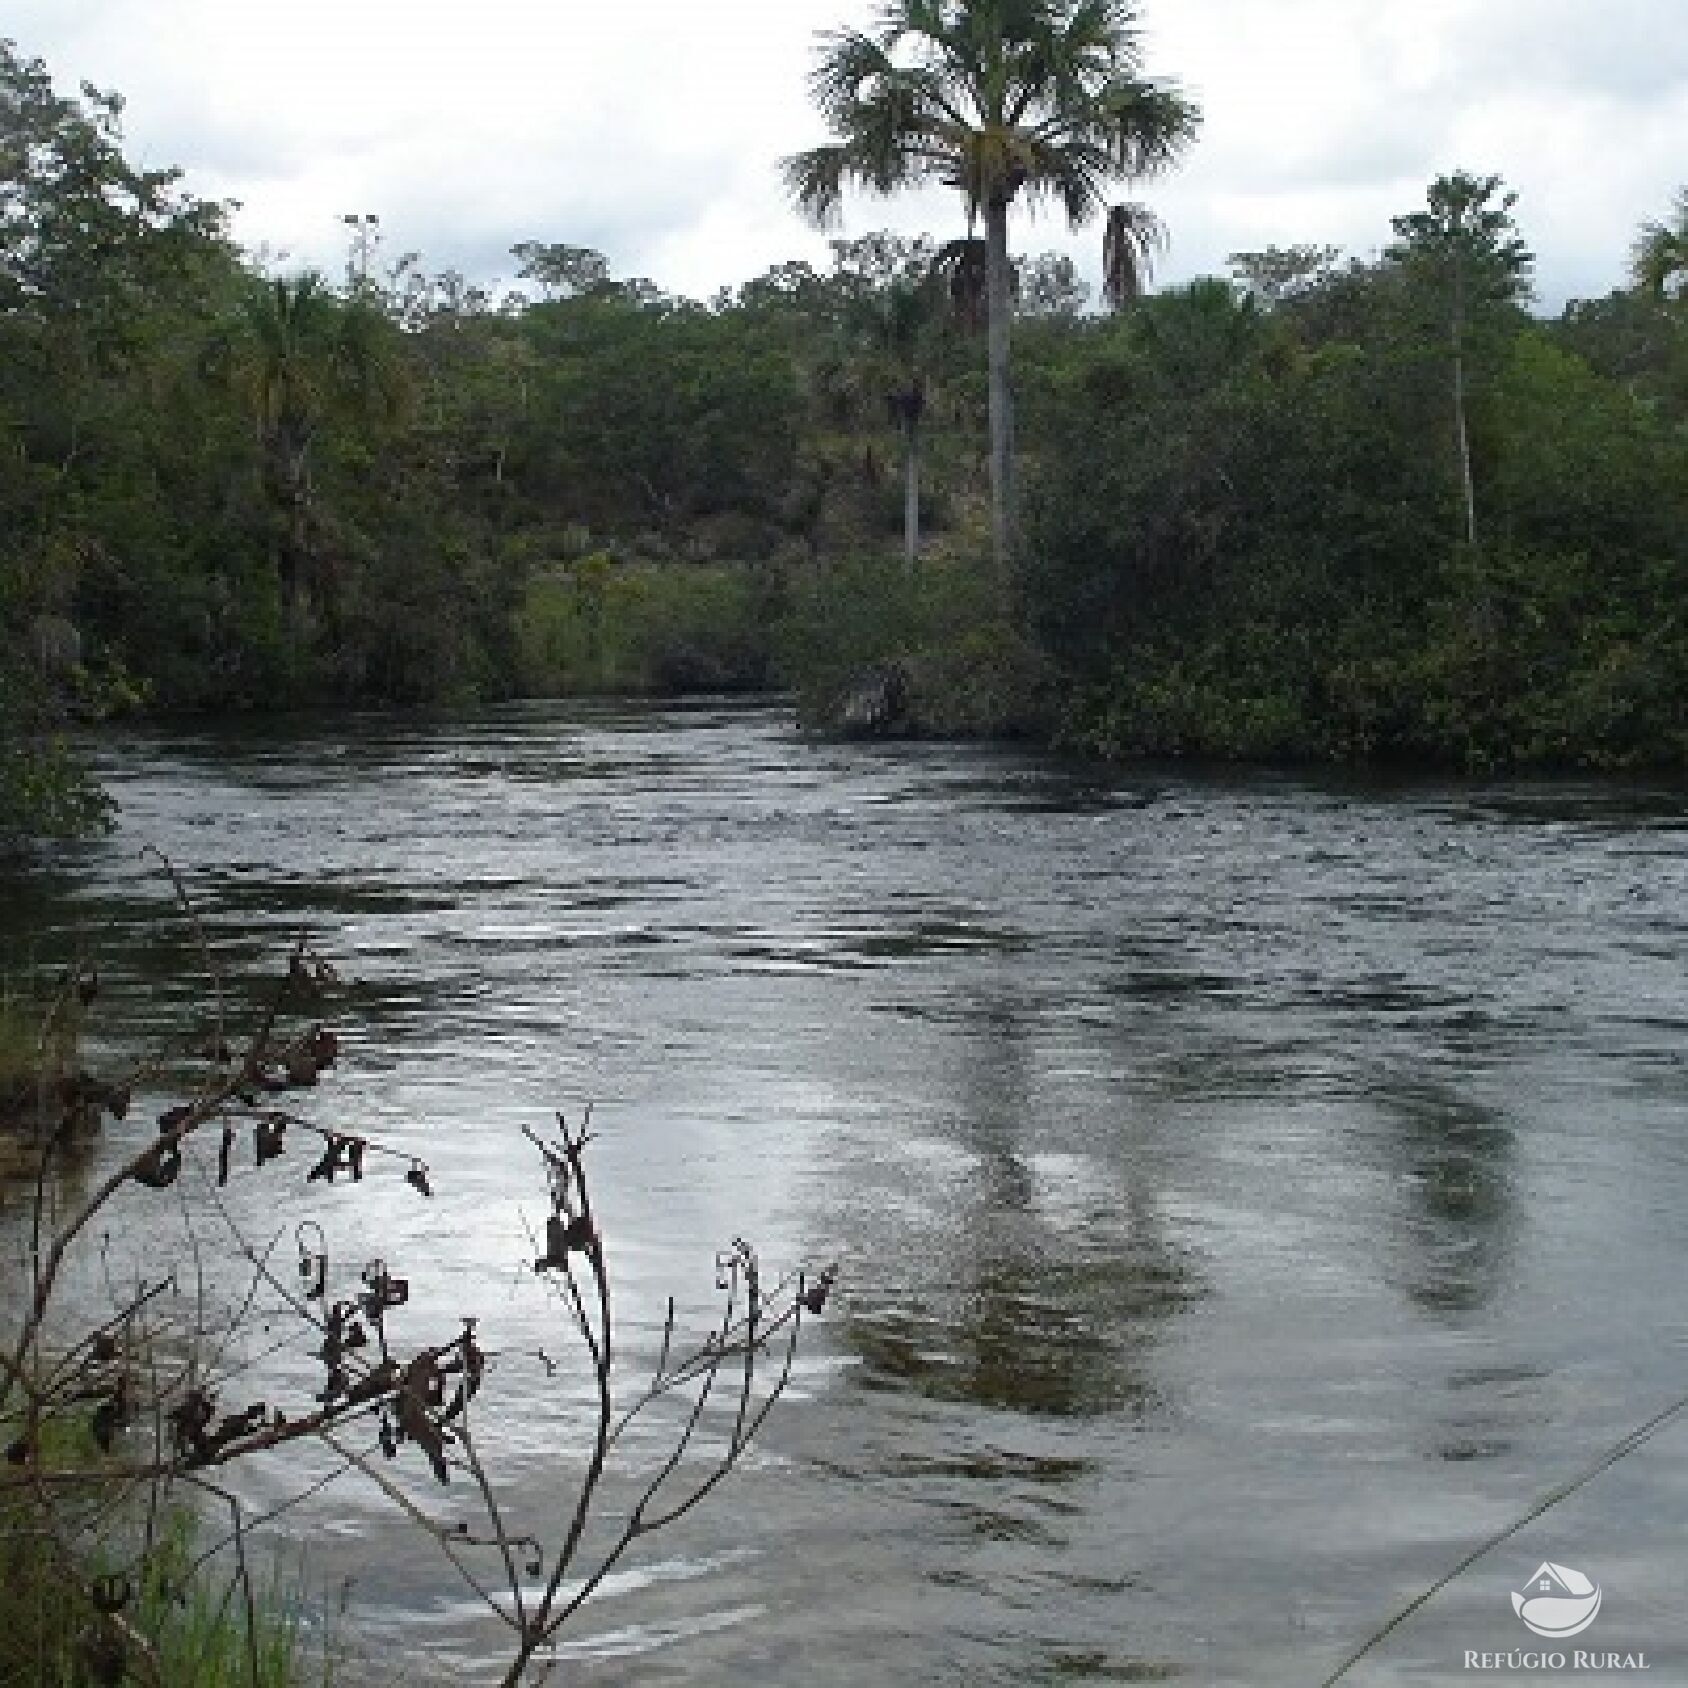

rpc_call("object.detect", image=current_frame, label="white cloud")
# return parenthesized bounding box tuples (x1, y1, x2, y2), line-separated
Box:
(8, 0, 1684, 306)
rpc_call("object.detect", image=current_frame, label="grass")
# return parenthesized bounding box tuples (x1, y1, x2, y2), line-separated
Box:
(0, 984, 50, 1098)
(0, 978, 83, 1173)
(1, 1251, 324, 1688)
(0, 1426, 321, 1688)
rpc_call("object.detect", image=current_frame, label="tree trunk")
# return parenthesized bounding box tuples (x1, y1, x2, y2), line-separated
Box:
(280, 434, 313, 624)
(902, 413, 920, 570)
(984, 191, 1015, 582)
(1452, 346, 1476, 547)
(1451, 259, 1477, 547)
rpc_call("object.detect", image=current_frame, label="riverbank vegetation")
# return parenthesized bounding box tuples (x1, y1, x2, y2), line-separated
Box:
(2, 15, 1686, 845)
(0, 1480, 313, 1688)
(1, 917, 830, 1685)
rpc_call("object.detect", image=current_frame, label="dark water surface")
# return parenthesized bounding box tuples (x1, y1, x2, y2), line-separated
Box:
(6, 699, 1688, 1685)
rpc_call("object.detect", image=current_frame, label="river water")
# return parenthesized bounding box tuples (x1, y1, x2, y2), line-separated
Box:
(5, 699, 1688, 1685)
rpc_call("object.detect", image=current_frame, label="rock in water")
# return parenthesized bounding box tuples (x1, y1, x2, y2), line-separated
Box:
(838, 664, 910, 738)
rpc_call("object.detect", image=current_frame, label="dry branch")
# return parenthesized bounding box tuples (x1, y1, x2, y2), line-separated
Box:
(2, 861, 831, 1685)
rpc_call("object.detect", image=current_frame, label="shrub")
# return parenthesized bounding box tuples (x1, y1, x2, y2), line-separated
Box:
(778, 553, 1054, 737)
(2, 871, 832, 1686)
(514, 558, 782, 695)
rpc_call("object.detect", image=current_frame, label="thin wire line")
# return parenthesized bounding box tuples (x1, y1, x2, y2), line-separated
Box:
(1319, 1386, 1688, 1686)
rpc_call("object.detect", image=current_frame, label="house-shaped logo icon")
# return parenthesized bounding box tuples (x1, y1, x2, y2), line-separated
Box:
(1512, 1562, 1602, 1639)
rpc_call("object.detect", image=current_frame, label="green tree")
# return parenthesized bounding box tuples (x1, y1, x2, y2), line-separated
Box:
(515, 288, 800, 539)
(0, 621, 112, 846)
(511, 240, 612, 301)
(785, 0, 1197, 578)
(221, 274, 405, 620)
(0, 39, 227, 330)
(1553, 286, 1688, 429)
(1016, 249, 1090, 317)
(1387, 172, 1533, 547)
(0, 37, 239, 831)
(1226, 244, 1342, 309)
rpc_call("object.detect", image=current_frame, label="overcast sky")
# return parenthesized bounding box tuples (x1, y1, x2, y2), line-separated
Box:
(10, 0, 1686, 309)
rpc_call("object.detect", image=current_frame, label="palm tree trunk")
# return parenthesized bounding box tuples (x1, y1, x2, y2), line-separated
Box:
(902, 413, 920, 570)
(279, 434, 313, 624)
(984, 191, 1015, 581)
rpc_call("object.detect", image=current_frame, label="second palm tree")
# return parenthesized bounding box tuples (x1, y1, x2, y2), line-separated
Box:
(786, 0, 1198, 580)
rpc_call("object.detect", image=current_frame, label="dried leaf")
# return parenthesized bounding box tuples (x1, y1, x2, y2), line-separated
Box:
(133, 1142, 182, 1189)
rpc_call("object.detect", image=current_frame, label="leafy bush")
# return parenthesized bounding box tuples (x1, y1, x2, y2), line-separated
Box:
(514, 557, 783, 694)
(778, 554, 1053, 736)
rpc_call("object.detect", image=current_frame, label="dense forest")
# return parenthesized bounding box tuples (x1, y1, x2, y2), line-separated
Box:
(3, 33, 1686, 844)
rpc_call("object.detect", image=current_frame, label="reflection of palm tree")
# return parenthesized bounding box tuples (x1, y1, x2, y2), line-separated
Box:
(786, 0, 1198, 578)
(1380, 1080, 1517, 1316)
(845, 997, 1204, 1417)
(847, 1162, 1201, 1417)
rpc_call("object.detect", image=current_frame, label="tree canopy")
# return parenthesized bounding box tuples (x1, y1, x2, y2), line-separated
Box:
(785, 0, 1199, 573)
(3, 32, 1687, 849)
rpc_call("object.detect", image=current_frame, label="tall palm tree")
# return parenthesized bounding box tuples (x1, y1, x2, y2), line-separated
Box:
(238, 276, 337, 614)
(231, 275, 402, 616)
(846, 277, 942, 567)
(785, 0, 1198, 579)
(1631, 187, 1688, 302)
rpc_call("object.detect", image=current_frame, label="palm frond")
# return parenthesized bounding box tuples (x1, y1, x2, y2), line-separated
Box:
(1096, 76, 1201, 177)
(784, 129, 945, 229)
(809, 29, 900, 125)
(786, 0, 1197, 241)
(847, 79, 947, 183)
(1629, 186, 1688, 299)
(1012, 134, 1110, 226)
(1102, 199, 1166, 307)
(1049, 0, 1144, 93)
(783, 144, 853, 229)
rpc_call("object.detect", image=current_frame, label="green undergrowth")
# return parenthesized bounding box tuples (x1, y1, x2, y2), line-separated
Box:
(514, 555, 785, 695)
(0, 978, 80, 1134)
(780, 553, 1056, 737)
(0, 1414, 326, 1687)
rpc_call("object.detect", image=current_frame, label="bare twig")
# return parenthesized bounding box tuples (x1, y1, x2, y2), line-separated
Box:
(4, 886, 831, 1687)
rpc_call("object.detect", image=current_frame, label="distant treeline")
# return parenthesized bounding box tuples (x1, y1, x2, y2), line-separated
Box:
(3, 38, 1686, 840)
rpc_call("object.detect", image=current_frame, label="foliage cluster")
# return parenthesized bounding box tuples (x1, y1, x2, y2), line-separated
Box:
(514, 557, 785, 696)
(3, 29, 1688, 836)
(781, 554, 1053, 737)
(1024, 215, 1688, 771)
(0, 1486, 311, 1688)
